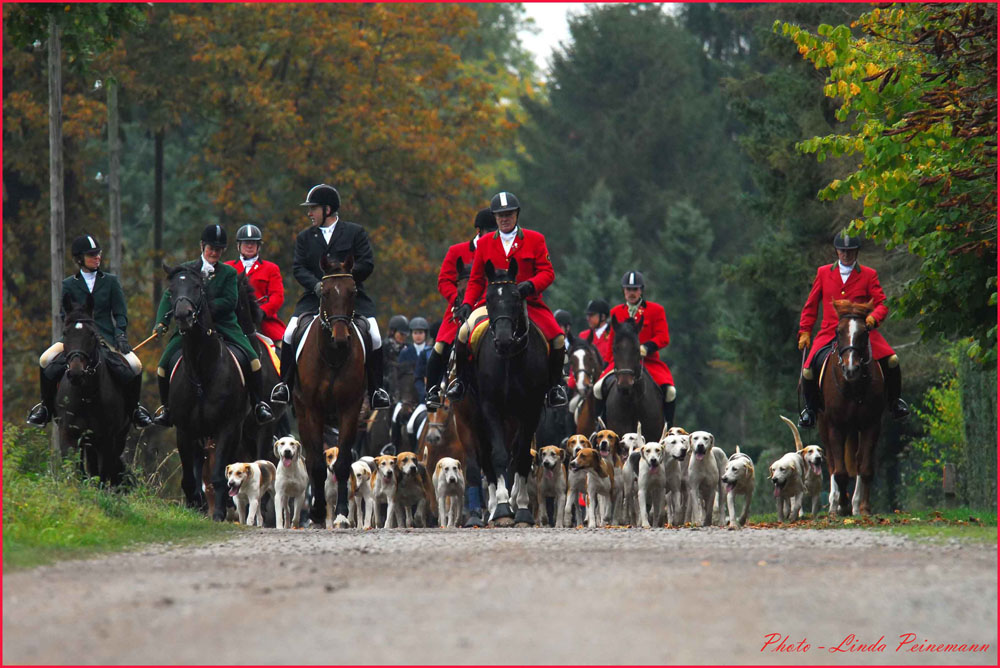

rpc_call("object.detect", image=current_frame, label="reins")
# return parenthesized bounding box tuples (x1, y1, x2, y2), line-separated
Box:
(319, 272, 356, 334)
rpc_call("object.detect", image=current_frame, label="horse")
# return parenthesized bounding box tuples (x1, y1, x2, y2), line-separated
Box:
(55, 294, 131, 486)
(163, 263, 251, 519)
(604, 314, 664, 443)
(818, 299, 886, 516)
(464, 258, 548, 525)
(293, 254, 367, 528)
(568, 333, 604, 435)
(387, 357, 420, 452)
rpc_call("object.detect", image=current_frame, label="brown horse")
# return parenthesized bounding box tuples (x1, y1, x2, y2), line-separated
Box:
(568, 334, 603, 435)
(818, 299, 886, 516)
(294, 255, 366, 528)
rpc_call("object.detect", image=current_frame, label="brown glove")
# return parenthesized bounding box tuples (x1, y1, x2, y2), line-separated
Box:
(797, 332, 811, 351)
(865, 315, 877, 329)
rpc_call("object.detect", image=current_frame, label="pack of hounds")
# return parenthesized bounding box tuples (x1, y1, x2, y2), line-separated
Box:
(224, 416, 827, 530)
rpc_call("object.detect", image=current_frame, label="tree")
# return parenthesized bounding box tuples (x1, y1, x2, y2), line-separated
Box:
(778, 3, 997, 364)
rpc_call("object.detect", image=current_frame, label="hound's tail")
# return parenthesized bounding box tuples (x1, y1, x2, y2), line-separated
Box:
(778, 415, 805, 453)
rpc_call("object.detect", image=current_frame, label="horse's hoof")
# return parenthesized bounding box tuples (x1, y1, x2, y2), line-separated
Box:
(332, 515, 351, 529)
(514, 508, 534, 526)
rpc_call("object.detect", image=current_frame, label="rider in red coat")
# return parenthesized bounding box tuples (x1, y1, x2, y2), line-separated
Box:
(225, 224, 286, 344)
(424, 209, 497, 408)
(448, 191, 569, 408)
(578, 298, 614, 364)
(593, 271, 677, 428)
(796, 231, 909, 427)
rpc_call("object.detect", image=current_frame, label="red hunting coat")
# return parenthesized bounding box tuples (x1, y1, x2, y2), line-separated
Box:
(462, 226, 562, 340)
(599, 300, 674, 386)
(435, 238, 477, 345)
(800, 262, 894, 367)
(226, 257, 286, 342)
(578, 325, 614, 364)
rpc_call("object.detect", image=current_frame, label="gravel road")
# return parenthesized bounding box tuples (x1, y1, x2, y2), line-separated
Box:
(3, 527, 995, 665)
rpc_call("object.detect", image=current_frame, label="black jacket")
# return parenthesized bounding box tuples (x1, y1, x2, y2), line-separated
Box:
(292, 220, 376, 317)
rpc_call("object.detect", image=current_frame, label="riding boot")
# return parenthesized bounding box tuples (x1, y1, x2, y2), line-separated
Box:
(270, 343, 296, 404)
(128, 373, 154, 429)
(250, 367, 275, 424)
(423, 346, 449, 409)
(152, 374, 173, 427)
(798, 376, 821, 428)
(446, 339, 471, 401)
(882, 361, 910, 419)
(545, 345, 568, 407)
(26, 367, 59, 427)
(366, 347, 391, 410)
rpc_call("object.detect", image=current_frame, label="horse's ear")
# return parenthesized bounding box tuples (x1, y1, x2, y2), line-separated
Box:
(343, 254, 354, 273)
(62, 292, 77, 317)
(507, 257, 518, 280)
(484, 260, 496, 283)
(162, 260, 173, 275)
(84, 292, 95, 316)
(320, 253, 334, 275)
(566, 329, 576, 346)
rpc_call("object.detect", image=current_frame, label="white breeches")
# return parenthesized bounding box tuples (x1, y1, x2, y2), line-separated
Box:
(283, 315, 381, 349)
(40, 340, 140, 374)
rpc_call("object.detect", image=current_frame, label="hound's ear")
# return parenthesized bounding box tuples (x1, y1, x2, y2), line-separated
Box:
(597, 416, 607, 430)
(660, 423, 670, 441)
(273, 440, 281, 458)
(484, 260, 496, 283)
(343, 254, 354, 273)
(709, 433, 715, 448)
(556, 447, 565, 462)
(507, 257, 518, 280)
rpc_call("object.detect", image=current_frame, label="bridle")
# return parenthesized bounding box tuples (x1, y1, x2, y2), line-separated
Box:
(172, 270, 212, 336)
(487, 280, 529, 356)
(835, 313, 872, 369)
(833, 312, 873, 400)
(318, 272, 356, 335)
(64, 318, 102, 376)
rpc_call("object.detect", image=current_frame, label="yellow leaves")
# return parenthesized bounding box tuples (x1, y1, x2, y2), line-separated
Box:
(865, 62, 880, 77)
(849, 83, 861, 96)
(797, 44, 809, 56)
(825, 50, 837, 66)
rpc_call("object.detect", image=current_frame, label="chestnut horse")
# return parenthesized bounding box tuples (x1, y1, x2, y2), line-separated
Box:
(568, 334, 603, 435)
(294, 255, 366, 528)
(819, 299, 886, 516)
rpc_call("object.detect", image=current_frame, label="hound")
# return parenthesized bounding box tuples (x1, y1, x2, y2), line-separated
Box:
(614, 425, 646, 525)
(687, 430, 721, 527)
(569, 447, 615, 527)
(348, 459, 375, 529)
(563, 434, 593, 526)
(225, 460, 276, 527)
(637, 438, 668, 528)
(721, 446, 755, 528)
(769, 450, 806, 523)
(534, 445, 568, 527)
(273, 436, 309, 530)
(394, 451, 435, 528)
(371, 454, 400, 528)
(779, 415, 826, 517)
(433, 457, 466, 528)
(660, 426, 690, 526)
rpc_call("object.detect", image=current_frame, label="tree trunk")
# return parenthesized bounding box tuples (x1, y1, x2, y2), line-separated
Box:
(107, 77, 122, 277)
(48, 14, 65, 471)
(152, 129, 164, 310)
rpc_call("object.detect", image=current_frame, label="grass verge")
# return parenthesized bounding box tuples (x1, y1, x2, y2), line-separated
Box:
(746, 507, 996, 543)
(3, 423, 239, 570)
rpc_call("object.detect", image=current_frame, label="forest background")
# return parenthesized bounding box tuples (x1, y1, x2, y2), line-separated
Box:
(3, 2, 995, 513)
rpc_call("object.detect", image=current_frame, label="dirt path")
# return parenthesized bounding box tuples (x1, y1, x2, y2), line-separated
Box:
(3, 527, 995, 665)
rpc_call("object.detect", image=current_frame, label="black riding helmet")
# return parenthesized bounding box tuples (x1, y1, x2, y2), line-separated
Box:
(201, 224, 227, 247)
(388, 314, 410, 334)
(833, 229, 863, 250)
(474, 208, 498, 232)
(236, 224, 262, 243)
(621, 271, 645, 289)
(554, 309, 572, 327)
(585, 299, 610, 317)
(490, 191, 521, 215)
(71, 234, 101, 258)
(300, 184, 340, 213)
(409, 316, 429, 332)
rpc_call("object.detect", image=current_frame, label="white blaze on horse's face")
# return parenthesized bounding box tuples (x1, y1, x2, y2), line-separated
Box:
(842, 317, 865, 380)
(572, 349, 589, 393)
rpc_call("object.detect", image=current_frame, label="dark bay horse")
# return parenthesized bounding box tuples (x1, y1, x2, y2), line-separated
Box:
(163, 263, 250, 519)
(568, 333, 603, 435)
(294, 255, 366, 528)
(56, 294, 130, 485)
(819, 299, 885, 516)
(235, 274, 284, 461)
(605, 314, 664, 443)
(465, 259, 548, 525)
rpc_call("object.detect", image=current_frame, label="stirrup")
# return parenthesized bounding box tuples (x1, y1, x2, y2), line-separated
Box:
(890, 398, 910, 419)
(254, 401, 275, 425)
(798, 408, 816, 429)
(26, 403, 51, 427)
(132, 406, 154, 429)
(546, 385, 568, 408)
(151, 405, 172, 427)
(270, 383, 290, 404)
(446, 378, 466, 401)
(370, 388, 391, 410)
(425, 386, 443, 410)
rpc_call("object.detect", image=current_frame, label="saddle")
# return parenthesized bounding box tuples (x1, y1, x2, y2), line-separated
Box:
(293, 312, 373, 364)
(255, 332, 281, 375)
(168, 339, 248, 388)
(468, 315, 548, 357)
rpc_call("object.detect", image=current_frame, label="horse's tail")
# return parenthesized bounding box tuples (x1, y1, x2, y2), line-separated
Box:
(778, 415, 805, 453)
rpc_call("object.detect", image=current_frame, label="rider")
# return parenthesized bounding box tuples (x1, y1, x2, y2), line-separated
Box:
(554, 309, 573, 341)
(270, 184, 391, 410)
(424, 207, 496, 409)
(593, 271, 676, 428)
(579, 299, 613, 364)
(27, 234, 153, 429)
(797, 230, 909, 428)
(150, 224, 276, 426)
(224, 224, 286, 344)
(398, 316, 431, 398)
(383, 314, 410, 369)
(448, 191, 569, 408)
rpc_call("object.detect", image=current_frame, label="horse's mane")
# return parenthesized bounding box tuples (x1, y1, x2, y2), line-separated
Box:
(832, 299, 874, 317)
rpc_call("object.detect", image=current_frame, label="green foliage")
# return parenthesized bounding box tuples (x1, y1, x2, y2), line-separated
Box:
(2, 422, 236, 570)
(901, 369, 965, 508)
(777, 3, 997, 364)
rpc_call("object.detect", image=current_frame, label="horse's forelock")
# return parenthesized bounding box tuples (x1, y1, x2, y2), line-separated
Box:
(833, 299, 874, 318)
